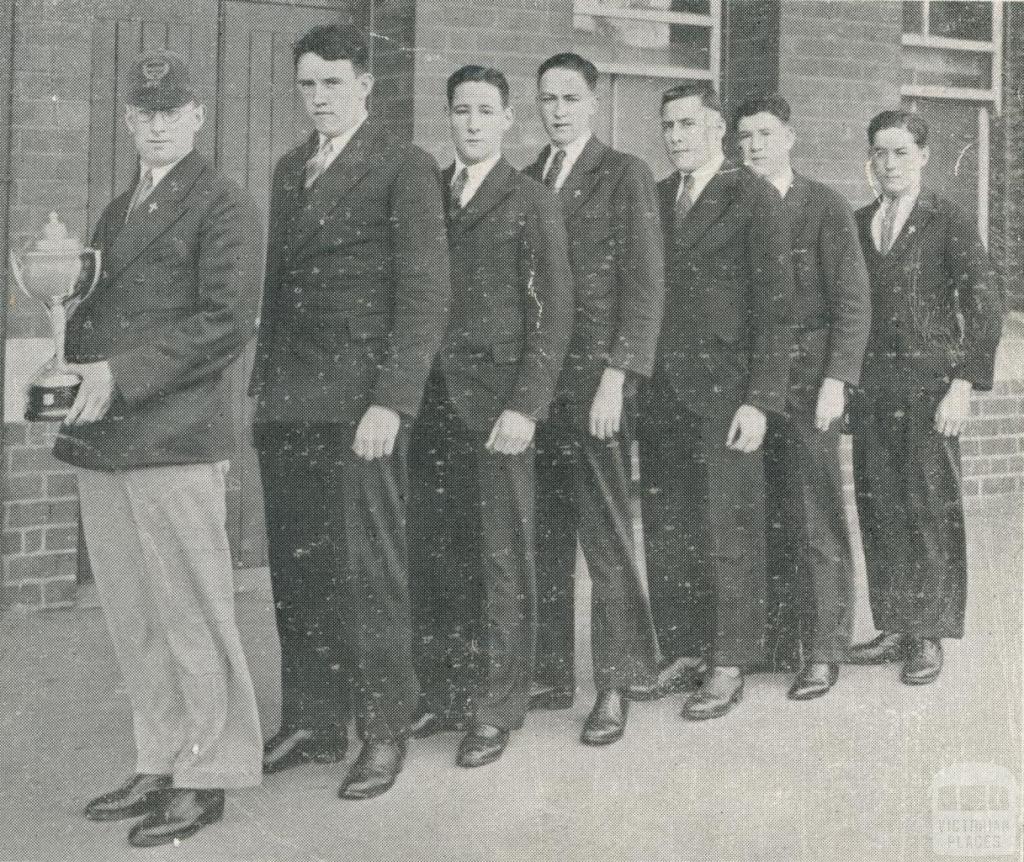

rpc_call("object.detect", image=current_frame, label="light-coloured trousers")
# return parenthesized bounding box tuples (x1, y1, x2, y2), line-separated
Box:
(76, 462, 262, 789)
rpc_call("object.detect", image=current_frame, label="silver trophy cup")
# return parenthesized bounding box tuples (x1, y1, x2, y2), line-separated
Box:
(9, 213, 101, 421)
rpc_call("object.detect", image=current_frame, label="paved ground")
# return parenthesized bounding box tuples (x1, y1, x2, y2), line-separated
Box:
(1, 496, 1021, 862)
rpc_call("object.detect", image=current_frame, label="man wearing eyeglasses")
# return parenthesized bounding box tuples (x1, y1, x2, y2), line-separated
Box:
(53, 51, 263, 847)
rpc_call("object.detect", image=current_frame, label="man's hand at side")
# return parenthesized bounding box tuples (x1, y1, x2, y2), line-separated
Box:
(486, 410, 536, 455)
(726, 404, 767, 453)
(353, 405, 402, 460)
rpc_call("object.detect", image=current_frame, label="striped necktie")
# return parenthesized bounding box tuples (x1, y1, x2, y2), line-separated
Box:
(125, 169, 154, 220)
(675, 172, 695, 221)
(543, 148, 566, 188)
(304, 137, 335, 188)
(449, 166, 469, 211)
(880, 198, 900, 254)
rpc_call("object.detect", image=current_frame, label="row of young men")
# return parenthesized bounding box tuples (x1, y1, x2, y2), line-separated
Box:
(54, 23, 1002, 848)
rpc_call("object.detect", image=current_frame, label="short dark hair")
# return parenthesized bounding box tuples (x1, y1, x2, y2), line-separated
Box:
(537, 52, 598, 91)
(661, 82, 723, 118)
(733, 92, 791, 128)
(868, 109, 929, 148)
(293, 24, 369, 74)
(447, 65, 510, 108)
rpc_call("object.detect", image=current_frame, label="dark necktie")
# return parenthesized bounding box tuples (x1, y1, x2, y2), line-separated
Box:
(449, 166, 469, 211)
(304, 137, 334, 188)
(880, 198, 900, 254)
(543, 148, 566, 188)
(125, 169, 154, 221)
(675, 172, 695, 221)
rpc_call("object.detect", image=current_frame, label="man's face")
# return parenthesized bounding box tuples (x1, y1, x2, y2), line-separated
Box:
(661, 95, 725, 174)
(736, 111, 794, 180)
(449, 81, 513, 165)
(536, 68, 597, 148)
(125, 102, 204, 168)
(870, 126, 929, 197)
(295, 52, 372, 137)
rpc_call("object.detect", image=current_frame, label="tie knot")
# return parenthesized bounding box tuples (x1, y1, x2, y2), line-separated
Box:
(683, 172, 695, 190)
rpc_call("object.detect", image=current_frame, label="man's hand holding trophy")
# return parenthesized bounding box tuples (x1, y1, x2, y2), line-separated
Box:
(9, 212, 104, 422)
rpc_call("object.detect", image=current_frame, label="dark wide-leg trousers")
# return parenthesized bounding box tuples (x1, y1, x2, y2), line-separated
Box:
(534, 400, 657, 693)
(255, 421, 420, 743)
(763, 407, 854, 666)
(850, 389, 967, 639)
(639, 405, 767, 667)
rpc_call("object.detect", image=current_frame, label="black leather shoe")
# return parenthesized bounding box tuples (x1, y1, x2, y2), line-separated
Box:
(83, 773, 172, 822)
(788, 663, 839, 701)
(127, 789, 224, 848)
(528, 683, 574, 711)
(580, 689, 628, 746)
(847, 632, 907, 664)
(624, 657, 705, 702)
(338, 739, 406, 800)
(262, 727, 347, 774)
(456, 725, 510, 768)
(902, 638, 943, 685)
(681, 668, 744, 720)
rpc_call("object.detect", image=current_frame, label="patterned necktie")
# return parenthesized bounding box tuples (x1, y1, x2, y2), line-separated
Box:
(880, 198, 900, 254)
(126, 169, 154, 220)
(304, 137, 334, 188)
(675, 172, 695, 221)
(543, 148, 566, 188)
(449, 166, 469, 211)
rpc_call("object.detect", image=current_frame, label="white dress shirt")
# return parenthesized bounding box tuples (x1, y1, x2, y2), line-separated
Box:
(676, 152, 725, 204)
(871, 187, 920, 252)
(769, 165, 795, 199)
(541, 131, 592, 191)
(451, 151, 502, 208)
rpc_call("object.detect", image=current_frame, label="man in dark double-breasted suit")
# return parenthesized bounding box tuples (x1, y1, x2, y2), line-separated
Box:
(410, 65, 572, 769)
(640, 83, 794, 720)
(522, 53, 664, 745)
(734, 94, 871, 701)
(54, 51, 263, 848)
(847, 110, 1002, 686)
(249, 25, 451, 800)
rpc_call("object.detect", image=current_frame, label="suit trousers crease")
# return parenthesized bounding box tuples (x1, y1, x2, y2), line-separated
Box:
(639, 406, 767, 667)
(535, 408, 658, 692)
(851, 390, 967, 639)
(764, 409, 854, 665)
(76, 464, 262, 789)
(255, 422, 420, 743)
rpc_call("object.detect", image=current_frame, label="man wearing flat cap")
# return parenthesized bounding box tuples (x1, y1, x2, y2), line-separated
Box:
(53, 50, 264, 848)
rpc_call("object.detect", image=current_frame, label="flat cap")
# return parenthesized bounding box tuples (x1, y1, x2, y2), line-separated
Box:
(126, 50, 196, 110)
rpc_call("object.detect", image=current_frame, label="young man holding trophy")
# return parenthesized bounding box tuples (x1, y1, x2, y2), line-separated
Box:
(44, 51, 264, 848)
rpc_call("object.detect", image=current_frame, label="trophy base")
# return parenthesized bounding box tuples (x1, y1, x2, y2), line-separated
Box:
(25, 375, 81, 422)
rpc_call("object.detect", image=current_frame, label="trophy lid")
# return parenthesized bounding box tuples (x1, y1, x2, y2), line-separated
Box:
(30, 213, 82, 255)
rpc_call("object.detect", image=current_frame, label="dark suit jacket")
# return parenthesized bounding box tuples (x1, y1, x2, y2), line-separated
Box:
(249, 120, 451, 423)
(645, 161, 794, 423)
(855, 189, 1003, 395)
(784, 173, 871, 405)
(53, 151, 262, 470)
(524, 137, 664, 420)
(438, 157, 574, 434)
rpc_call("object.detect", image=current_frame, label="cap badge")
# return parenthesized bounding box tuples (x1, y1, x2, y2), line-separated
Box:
(141, 58, 170, 87)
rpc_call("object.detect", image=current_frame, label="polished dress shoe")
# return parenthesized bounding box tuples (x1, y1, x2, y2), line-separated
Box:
(788, 663, 839, 701)
(846, 632, 907, 664)
(262, 726, 347, 774)
(84, 773, 172, 822)
(902, 637, 943, 685)
(580, 689, 628, 746)
(681, 667, 744, 720)
(127, 788, 224, 848)
(338, 739, 406, 800)
(624, 656, 705, 701)
(528, 682, 574, 711)
(456, 724, 510, 768)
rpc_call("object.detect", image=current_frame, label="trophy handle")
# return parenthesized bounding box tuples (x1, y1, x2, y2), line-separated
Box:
(7, 250, 32, 300)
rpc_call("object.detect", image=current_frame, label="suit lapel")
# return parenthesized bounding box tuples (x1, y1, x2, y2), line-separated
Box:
(673, 163, 740, 252)
(524, 146, 547, 183)
(107, 151, 206, 283)
(287, 120, 378, 255)
(884, 189, 938, 262)
(449, 158, 516, 235)
(557, 136, 605, 220)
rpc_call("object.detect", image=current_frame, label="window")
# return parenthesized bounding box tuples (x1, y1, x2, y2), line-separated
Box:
(573, 0, 721, 81)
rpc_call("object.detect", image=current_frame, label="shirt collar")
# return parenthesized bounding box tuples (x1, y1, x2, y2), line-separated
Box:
(684, 151, 724, 185)
(454, 150, 501, 183)
(770, 165, 795, 198)
(319, 113, 367, 155)
(554, 131, 591, 165)
(142, 151, 191, 188)
(882, 183, 920, 212)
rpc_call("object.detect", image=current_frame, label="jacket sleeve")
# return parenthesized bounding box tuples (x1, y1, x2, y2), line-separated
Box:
(945, 203, 1003, 391)
(606, 156, 665, 378)
(108, 181, 263, 408)
(821, 189, 871, 386)
(371, 146, 452, 418)
(507, 184, 574, 418)
(744, 182, 795, 416)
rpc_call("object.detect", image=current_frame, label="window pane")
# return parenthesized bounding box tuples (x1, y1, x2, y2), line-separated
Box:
(929, 1, 993, 41)
(597, 20, 710, 69)
(673, 0, 711, 14)
(903, 1, 924, 34)
(903, 44, 992, 90)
